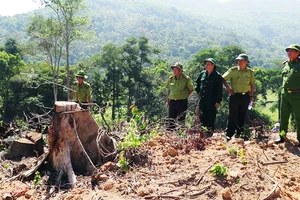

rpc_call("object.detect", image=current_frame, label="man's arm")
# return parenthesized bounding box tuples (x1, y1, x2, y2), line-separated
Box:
(250, 84, 255, 103)
(87, 85, 92, 108)
(195, 73, 201, 96)
(222, 78, 234, 95)
(215, 75, 223, 109)
(187, 78, 194, 97)
(166, 90, 170, 107)
(70, 86, 75, 101)
(250, 71, 255, 101)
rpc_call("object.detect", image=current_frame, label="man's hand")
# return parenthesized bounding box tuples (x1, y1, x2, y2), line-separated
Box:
(166, 98, 170, 108)
(215, 103, 220, 109)
(250, 97, 254, 106)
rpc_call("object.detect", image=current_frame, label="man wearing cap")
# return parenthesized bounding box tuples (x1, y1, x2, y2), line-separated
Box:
(166, 62, 194, 130)
(71, 70, 92, 109)
(222, 54, 255, 141)
(195, 58, 223, 136)
(275, 44, 300, 147)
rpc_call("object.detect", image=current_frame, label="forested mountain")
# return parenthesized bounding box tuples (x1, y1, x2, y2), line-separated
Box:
(0, 0, 299, 67)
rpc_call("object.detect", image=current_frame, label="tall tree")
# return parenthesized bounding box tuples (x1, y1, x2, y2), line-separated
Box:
(27, 15, 65, 101)
(42, 0, 94, 100)
(92, 43, 125, 121)
(121, 37, 158, 118)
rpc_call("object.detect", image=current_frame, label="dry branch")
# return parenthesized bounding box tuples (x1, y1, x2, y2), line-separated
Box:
(262, 177, 278, 200)
(262, 161, 288, 166)
(19, 152, 49, 180)
(194, 160, 218, 185)
(145, 185, 210, 199)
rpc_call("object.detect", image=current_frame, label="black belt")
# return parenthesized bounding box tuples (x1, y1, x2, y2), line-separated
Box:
(285, 89, 300, 93)
(234, 92, 250, 95)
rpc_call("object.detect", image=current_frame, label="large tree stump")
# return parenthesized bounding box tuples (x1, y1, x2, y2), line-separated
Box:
(48, 101, 117, 186)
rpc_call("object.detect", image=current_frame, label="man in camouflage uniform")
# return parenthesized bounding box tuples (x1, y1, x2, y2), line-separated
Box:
(166, 62, 194, 130)
(222, 54, 255, 141)
(71, 70, 92, 109)
(275, 44, 300, 147)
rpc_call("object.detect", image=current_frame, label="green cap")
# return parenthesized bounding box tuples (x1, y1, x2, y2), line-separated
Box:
(204, 58, 216, 65)
(285, 44, 300, 52)
(171, 62, 183, 71)
(75, 70, 88, 79)
(236, 54, 249, 62)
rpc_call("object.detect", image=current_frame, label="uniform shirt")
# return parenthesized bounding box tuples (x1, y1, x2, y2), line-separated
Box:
(166, 73, 194, 100)
(195, 70, 223, 105)
(282, 58, 300, 90)
(222, 66, 255, 93)
(72, 81, 91, 102)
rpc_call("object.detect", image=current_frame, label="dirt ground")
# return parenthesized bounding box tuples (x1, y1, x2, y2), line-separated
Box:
(1, 131, 300, 200)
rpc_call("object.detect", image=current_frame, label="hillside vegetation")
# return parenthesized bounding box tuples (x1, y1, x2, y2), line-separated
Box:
(0, 0, 299, 66)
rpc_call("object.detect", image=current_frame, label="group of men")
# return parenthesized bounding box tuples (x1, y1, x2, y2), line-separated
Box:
(71, 44, 300, 147)
(166, 44, 300, 147)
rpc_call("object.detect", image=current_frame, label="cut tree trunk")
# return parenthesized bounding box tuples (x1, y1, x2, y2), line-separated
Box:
(9, 132, 43, 159)
(48, 101, 117, 187)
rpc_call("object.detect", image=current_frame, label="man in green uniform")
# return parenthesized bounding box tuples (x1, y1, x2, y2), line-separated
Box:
(195, 58, 223, 136)
(71, 70, 92, 109)
(275, 44, 300, 147)
(222, 54, 255, 141)
(166, 62, 194, 130)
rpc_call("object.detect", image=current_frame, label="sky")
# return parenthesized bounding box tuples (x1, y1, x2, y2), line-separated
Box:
(0, 0, 234, 16)
(0, 0, 42, 16)
(2, 0, 300, 16)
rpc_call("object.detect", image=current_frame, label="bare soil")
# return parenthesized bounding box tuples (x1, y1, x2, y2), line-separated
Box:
(1, 131, 300, 200)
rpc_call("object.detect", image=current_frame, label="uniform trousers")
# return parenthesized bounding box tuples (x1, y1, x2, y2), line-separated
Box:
(280, 90, 300, 141)
(167, 99, 188, 130)
(199, 103, 217, 132)
(226, 93, 250, 138)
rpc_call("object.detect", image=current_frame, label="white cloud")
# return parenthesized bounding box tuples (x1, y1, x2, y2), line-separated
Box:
(0, 0, 41, 16)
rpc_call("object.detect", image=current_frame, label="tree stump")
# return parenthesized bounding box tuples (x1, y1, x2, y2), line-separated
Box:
(48, 101, 117, 186)
(9, 132, 43, 159)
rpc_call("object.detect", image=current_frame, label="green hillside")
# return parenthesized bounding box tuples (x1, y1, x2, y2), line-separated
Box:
(0, 0, 299, 66)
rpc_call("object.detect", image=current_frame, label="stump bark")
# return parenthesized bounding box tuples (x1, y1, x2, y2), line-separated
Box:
(48, 101, 117, 186)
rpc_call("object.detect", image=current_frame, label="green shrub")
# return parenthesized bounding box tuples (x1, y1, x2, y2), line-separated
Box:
(210, 163, 229, 178)
(117, 151, 128, 171)
(228, 146, 238, 157)
(33, 171, 41, 188)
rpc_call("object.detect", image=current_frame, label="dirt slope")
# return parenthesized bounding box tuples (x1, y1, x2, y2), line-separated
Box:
(0, 131, 300, 200)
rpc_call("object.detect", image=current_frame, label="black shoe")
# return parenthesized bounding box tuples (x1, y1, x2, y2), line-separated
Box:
(275, 136, 285, 144)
